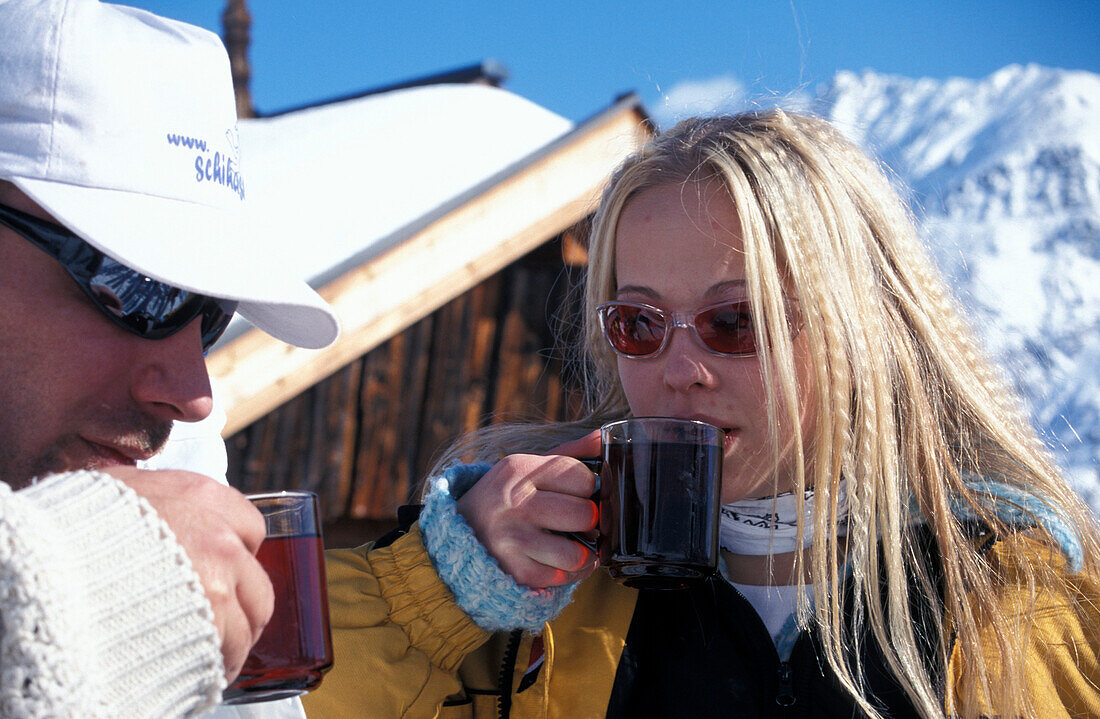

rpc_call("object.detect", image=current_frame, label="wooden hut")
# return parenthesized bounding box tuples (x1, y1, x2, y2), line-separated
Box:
(207, 70, 651, 546)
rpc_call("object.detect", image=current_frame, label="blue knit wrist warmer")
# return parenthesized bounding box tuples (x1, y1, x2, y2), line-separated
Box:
(909, 476, 1086, 574)
(953, 478, 1084, 573)
(419, 463, 579, 633)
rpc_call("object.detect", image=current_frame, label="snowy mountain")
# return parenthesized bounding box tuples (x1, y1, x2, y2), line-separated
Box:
(813, 65, 1100, 510)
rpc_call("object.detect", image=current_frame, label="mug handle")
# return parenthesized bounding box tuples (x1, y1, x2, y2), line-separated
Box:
(550, 457, 602, 554)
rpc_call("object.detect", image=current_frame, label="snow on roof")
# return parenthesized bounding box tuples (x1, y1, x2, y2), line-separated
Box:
(238, 83, 574, 284)
(209, 86, 649, 431)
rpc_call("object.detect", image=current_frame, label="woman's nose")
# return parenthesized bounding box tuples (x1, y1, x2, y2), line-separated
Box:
(661, 326, 718, 392)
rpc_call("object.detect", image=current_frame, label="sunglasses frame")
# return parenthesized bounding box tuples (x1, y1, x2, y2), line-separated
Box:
(0, 200, 236, 353)
(596, 299, 775, 359)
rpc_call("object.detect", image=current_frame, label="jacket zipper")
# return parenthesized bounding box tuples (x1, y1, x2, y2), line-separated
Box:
(725, 580, 801, 708)
(946, 531, 999, 662)
(776, 661, 797, 707)
(497, 629, 523, 719)
(942, 530, 1000, 698)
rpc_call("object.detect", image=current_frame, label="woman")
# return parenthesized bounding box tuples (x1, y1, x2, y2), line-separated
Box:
(304, 111, 1100, 719)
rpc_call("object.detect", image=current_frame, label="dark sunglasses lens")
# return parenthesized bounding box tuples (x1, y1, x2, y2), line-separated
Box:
(695, 301, 756, 355)
(0, 201, 233, 350)
(200, 300, 237, 351)
(602, 304, 666, 355)
(88, 260, 198, 336)
(88, 256, 234, 350)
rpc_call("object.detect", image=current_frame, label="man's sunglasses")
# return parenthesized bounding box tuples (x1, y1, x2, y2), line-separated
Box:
(597, 299, 770, 358)
(0, 201, 236, 353)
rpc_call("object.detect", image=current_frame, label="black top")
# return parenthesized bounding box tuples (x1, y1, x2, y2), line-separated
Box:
(605, 557, 946, 719)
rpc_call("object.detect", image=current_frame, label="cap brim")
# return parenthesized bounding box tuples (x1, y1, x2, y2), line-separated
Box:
(11, 177, 339, 349)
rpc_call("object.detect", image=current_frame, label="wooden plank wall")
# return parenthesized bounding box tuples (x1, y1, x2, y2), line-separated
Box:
(225, 235, 587, 547)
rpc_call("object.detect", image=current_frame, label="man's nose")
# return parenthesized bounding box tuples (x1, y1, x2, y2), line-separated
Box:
(129, 319, 214, 423)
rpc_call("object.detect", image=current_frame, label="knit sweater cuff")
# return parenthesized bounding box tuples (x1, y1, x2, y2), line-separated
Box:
(2, 471, 224, 718)
(419, 464, 578, 633)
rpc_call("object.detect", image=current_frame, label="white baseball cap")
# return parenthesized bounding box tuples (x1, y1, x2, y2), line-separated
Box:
(0, 0, 339, 349)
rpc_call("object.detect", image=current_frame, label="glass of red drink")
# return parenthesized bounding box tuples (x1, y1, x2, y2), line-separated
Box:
(222, 491, 333, 705)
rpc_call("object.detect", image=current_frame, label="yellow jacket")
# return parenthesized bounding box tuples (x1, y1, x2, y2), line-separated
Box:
(304, 525, 1100, 718)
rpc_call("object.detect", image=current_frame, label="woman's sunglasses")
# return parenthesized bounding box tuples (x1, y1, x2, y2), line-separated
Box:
(597, 299, 767, 358)
(0, 201, 236, 353)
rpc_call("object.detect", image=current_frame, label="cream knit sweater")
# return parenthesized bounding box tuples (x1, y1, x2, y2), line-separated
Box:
(0, 470, 224, 718)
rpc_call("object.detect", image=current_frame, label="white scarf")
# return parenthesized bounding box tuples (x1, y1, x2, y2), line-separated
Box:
(719, 482, 849, 555)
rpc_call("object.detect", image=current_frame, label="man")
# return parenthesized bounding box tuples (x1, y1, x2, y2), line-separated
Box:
(0, 0, 339, 717)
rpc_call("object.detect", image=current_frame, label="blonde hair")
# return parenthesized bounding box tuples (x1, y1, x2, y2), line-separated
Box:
(432, 110, 1100, 719)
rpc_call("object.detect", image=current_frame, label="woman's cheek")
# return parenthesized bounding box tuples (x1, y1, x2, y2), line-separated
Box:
(617, 360, 657, 415)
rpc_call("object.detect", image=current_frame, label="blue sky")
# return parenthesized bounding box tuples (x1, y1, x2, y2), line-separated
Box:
(129, 1, 1099, 123)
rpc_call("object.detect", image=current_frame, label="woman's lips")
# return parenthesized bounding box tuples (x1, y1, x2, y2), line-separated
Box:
(670, 416, 738, 451)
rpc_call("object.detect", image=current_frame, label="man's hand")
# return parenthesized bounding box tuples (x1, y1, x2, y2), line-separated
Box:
(104, 467, 274, 681)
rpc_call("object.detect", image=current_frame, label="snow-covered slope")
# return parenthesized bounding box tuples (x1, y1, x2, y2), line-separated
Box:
(814, 65, 1100, 509)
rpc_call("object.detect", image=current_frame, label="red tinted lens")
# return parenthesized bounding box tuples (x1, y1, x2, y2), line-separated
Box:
(602, 304, 667, 355)
(695, 301, 757, 355)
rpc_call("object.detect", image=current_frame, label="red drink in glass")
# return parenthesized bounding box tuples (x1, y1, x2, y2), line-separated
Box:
(223, 492, 333, 705)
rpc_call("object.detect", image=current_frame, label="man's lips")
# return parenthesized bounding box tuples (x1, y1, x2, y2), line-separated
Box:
(81, 437, 155, 466)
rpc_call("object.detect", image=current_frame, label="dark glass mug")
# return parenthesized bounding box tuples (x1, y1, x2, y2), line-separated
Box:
(565, 417, 723, 590)
(222, 491, 334, 705)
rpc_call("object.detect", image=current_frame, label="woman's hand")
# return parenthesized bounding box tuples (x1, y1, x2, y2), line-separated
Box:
(456, 431, 601, 588)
